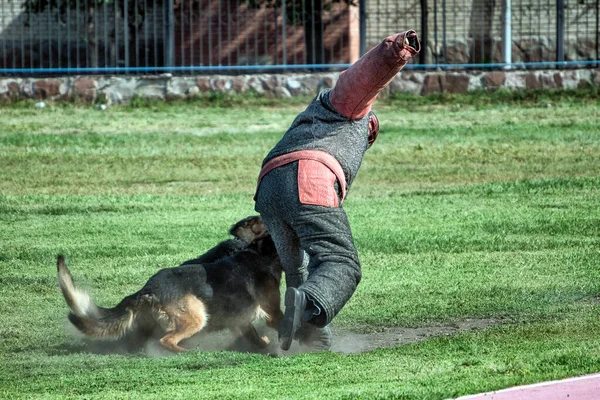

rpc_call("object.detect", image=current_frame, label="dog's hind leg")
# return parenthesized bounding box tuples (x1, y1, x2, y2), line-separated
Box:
(159, 295, 208, 352)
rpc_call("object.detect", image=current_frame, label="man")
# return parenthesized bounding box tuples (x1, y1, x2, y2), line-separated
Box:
(254, 30, 421, 351)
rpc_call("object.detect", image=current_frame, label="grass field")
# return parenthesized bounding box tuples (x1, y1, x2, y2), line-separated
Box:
(1, 90, 599, 399)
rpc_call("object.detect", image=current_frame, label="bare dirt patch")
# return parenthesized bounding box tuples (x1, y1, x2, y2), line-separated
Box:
(330, 318, 503, 354)
(183, 318, 505, 356)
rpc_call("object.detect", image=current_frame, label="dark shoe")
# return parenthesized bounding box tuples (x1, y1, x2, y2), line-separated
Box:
(279, 287, 307, 351)
(296, 324, 332, 351)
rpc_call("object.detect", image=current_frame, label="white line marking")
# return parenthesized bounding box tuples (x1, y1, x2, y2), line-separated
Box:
(454, 373, 600, 399)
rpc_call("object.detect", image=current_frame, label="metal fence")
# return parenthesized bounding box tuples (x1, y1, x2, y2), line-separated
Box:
(0, 0, 598, 74)
(368, 0, 599, 68)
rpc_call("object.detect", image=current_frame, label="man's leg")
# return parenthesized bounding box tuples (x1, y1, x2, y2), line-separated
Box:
(292, 205, 362, 328)
(256, 164, 337, 351)
(259, 210, 334, 351)
(276, 204, 358, 351)
(258, 213, 308, 288)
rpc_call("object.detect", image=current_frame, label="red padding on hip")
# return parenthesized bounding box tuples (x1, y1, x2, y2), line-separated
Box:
(297, 159, 339, 208)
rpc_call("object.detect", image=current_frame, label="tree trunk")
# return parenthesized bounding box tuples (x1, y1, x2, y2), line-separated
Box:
(87, 3, 98, 68)
(303, 0, 325, 64)
(469, 0, 495, 63)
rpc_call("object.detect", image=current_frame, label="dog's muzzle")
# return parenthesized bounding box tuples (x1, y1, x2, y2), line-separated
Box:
(367, 112, 379, 149)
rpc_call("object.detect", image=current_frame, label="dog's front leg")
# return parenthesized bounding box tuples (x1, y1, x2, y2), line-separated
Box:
(231, 325, 270, 349)
(260, 279, 284, 331)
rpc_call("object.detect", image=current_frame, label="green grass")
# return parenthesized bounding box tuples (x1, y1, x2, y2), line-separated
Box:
(1, 90, 599, 399)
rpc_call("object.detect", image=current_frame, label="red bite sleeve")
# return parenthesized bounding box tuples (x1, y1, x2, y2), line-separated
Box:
(329, 30, 420, 119)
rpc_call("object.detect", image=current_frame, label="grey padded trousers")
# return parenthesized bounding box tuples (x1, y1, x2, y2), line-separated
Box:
(254, 161, 361, 327)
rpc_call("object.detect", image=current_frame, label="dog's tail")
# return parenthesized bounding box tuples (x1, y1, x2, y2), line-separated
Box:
(57, 255, 147, 340)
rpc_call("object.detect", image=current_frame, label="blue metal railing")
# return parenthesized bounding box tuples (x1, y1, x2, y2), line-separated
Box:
(0, 0, 598, 75)
(1, 59, 599, 75)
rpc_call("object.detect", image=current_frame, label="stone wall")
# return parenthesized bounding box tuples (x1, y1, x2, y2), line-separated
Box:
(1, 69, 598, 103)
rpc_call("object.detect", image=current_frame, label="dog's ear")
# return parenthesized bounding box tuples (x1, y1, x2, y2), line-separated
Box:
(230, 215, 268, 244)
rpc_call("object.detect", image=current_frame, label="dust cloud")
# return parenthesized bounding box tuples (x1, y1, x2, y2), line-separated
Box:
(58, 317, 502, 357)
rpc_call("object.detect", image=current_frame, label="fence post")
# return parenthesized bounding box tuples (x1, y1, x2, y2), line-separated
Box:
(596, 0, 599, 61)
(441, 0, 446, 63)
(282, 0, 287, 65)
(433, 0, 438, 63)
(556, 0, 565, 64)
(502, 0, 512, 68)
(164, 0, 175, 70)
(420, 0, 428, 64)
(124, 0, 129, 68)
(359, 0, 366, 56)
(349, 3, 360, 63)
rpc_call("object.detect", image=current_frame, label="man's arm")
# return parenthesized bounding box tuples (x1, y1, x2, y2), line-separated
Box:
(329, 30, 420, 120)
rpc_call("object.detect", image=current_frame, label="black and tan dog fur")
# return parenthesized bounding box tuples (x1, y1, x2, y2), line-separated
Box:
(57, 216, 283, 353)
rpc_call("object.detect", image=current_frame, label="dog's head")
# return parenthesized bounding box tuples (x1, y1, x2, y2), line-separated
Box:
(248, 234, 282, 280)
(249, 234, 278, 257)
(231, 215, 280, 271)
(229, 215, 268, 244)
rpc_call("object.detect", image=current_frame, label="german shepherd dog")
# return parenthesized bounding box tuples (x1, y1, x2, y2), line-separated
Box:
(57, 216, 283, 353)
